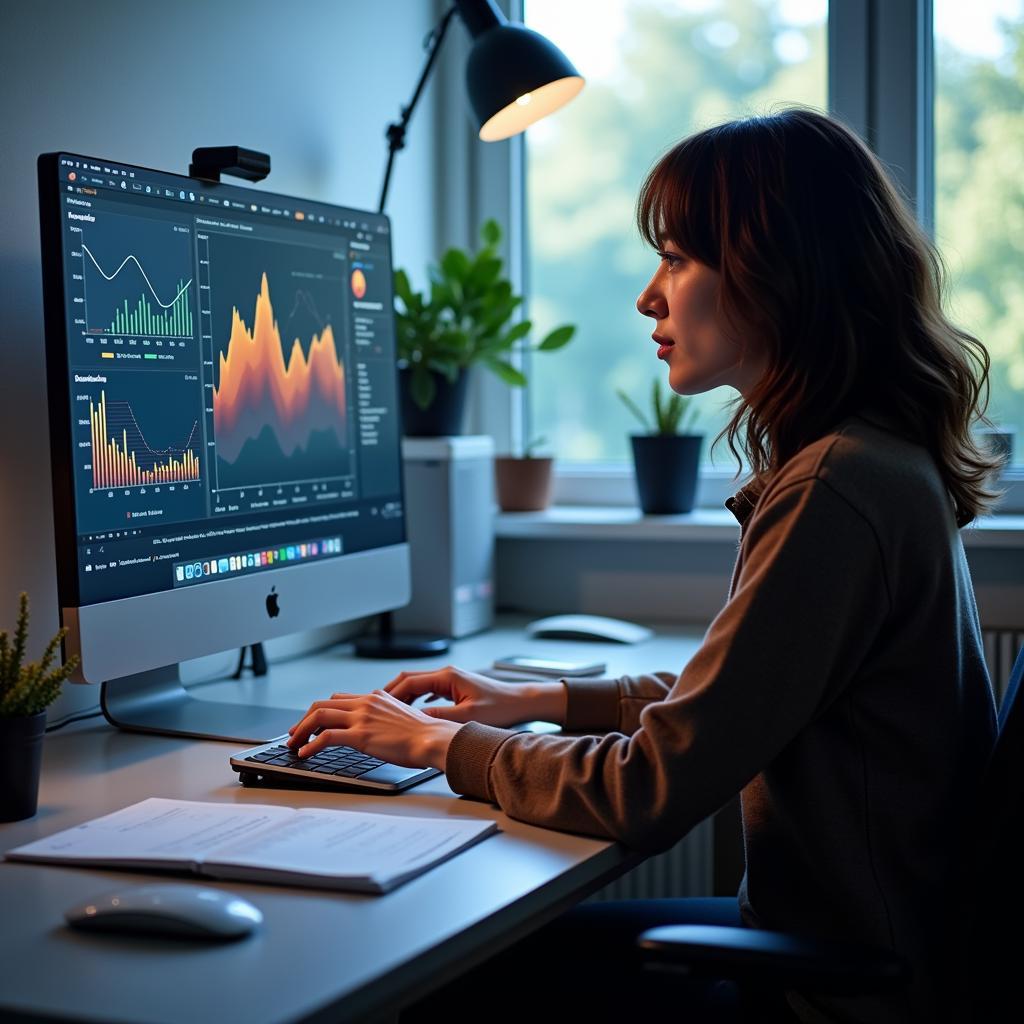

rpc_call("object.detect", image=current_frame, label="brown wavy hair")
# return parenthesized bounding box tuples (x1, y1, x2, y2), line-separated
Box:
(636, 108, 1004, 527)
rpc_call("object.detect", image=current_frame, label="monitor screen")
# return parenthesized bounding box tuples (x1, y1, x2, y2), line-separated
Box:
(41, 153, 404, 610)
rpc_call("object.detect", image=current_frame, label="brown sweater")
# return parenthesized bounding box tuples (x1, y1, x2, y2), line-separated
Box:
(446, 411, 998, 1022)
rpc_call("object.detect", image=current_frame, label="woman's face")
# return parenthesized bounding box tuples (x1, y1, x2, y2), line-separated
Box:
(636, 241, 764, 397)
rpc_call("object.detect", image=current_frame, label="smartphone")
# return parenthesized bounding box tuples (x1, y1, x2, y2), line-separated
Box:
(491, 656, 606, 678)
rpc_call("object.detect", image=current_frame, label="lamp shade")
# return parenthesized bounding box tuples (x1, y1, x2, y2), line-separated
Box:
(466, 23, 584, 142)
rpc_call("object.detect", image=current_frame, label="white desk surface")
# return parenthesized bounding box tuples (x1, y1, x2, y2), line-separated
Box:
(0, 617, 703, 1024)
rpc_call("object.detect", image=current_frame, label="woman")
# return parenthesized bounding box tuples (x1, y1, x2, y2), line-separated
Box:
(288, 109, 1002, 1023)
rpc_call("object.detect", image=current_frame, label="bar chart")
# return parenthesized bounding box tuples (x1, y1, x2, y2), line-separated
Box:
(89, 389, 200, 490)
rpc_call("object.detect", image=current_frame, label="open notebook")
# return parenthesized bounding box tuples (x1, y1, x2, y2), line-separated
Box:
(6, 797, 498, 894)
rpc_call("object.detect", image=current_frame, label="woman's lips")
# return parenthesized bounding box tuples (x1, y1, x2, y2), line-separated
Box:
(653, 335, 675, 359)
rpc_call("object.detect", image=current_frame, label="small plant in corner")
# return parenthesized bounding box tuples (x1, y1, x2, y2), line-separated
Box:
(616, 378, 700, 435)
(0, 593, 79, 822)
(0, 593, 78, 717)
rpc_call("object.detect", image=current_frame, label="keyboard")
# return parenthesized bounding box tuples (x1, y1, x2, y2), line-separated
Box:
(229, 737, 440, 793)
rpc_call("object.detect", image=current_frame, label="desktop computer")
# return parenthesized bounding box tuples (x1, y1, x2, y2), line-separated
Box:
(37, 152, 412, 743)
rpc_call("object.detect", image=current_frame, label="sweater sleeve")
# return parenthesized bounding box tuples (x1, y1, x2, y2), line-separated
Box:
(563, 672, 678, 734)
(444, 478, 892, 853)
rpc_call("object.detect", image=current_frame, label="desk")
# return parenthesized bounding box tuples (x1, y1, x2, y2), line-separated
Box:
(0, 617, 703, 1024)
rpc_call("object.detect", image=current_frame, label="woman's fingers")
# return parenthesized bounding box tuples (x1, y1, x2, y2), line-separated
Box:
(298, 727, 349, 757)
(386, 669, 456, 704)
(287, 703, 355, 748)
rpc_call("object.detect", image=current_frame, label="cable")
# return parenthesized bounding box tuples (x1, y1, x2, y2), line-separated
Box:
(43, 632, 358, 726)
(45, 706, 103, 732)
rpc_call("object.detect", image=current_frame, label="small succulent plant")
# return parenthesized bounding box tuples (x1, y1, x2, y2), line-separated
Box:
(0, 593, 79, 717)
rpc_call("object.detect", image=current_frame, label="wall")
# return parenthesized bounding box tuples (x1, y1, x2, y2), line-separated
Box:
(0, 0, 449, 718)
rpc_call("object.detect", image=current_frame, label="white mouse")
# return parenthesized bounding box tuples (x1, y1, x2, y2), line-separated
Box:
(525, 614, 653, 644)
(65, 883, 262, 940)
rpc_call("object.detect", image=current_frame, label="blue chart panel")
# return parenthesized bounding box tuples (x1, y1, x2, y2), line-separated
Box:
(72, 369, 206, 534)
(81, 210, 195, 338)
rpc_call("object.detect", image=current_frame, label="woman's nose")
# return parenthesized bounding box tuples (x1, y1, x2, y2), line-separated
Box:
(636, 277, 666, 319)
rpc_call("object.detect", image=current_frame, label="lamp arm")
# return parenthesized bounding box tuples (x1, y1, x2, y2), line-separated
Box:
(378, 4, 459, 214)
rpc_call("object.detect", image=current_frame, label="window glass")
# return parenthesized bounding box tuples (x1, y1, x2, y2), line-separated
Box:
(524, 0, 827, 465)
(935, 0, 1024, 465)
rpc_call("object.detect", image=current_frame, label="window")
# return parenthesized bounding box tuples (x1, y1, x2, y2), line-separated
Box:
(934, 0, 1024, 466)
(523, 0, 828, 468)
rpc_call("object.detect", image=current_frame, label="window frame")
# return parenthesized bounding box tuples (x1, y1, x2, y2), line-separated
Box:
(457, 0, 1023, 513)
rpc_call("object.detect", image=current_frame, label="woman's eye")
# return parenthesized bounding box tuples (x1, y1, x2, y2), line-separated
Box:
(657, 251, 683, 268)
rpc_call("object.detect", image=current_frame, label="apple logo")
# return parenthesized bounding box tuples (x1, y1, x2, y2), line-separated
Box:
(265, 586, 280, 618)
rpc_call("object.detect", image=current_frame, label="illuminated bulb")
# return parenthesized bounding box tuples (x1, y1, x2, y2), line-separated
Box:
(516, 93, 533, 106)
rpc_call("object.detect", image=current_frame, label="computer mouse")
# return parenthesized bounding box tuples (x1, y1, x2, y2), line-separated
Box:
(525, 614, 653, 644)
(65, 883, 262, 940)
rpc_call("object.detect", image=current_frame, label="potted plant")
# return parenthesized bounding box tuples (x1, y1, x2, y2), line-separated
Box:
(495, 435, 555, 512)
(618, 380, 703, 514)
(393, 219, 576, 436)
(974, 423, 1016, 468)
(1, 593, 79, 822)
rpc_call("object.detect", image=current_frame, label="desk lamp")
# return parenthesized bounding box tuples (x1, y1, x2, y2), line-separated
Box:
(377, 0, 584, 212)
(358, 0, 583, 659)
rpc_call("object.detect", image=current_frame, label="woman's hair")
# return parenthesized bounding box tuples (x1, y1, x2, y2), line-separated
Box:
(636, 107, 1004, 527)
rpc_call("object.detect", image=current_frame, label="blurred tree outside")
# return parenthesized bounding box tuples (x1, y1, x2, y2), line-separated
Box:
(524, 0, 1024, 469)
(524, 0, 827, 469)
(935, 2, 1024, 460)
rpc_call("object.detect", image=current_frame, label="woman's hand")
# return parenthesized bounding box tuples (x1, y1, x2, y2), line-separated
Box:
(383, 665, 562, 728)
(286, 689, 463, 771)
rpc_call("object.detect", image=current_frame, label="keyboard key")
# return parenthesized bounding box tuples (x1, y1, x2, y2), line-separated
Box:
(336, 765, 370, 777)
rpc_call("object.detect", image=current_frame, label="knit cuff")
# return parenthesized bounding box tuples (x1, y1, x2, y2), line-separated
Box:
(563, 678, 621, 732)
(444, 721, 514, 801)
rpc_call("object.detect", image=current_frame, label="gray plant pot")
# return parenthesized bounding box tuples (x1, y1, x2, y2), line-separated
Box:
(0, 710, 46, 822)
(399, 368, 469, 437)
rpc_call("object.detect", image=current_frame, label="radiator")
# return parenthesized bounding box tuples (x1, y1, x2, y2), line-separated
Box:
(588, 818, 714, 902)
(983, 628, 1024, 707)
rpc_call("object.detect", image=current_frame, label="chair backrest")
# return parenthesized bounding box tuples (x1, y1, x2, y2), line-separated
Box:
(965, 641, 1024, 1018)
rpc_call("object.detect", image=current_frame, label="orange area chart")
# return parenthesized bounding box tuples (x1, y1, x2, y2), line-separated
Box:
(213, 273, 348, 475)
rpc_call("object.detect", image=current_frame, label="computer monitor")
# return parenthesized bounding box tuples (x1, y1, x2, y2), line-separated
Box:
(37, 152, 410, 742)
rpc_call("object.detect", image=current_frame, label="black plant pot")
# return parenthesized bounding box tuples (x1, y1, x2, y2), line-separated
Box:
(0, 710, 46, 822)
(630, 434, 704, 514)
(399, 368, 470, 437)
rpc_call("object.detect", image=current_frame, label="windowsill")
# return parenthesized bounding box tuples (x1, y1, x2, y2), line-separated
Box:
(495, 505, 1024, 547)
(548, 465, 1024, 515)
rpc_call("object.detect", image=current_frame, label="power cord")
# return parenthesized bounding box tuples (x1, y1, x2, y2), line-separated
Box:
(42, 631, 356, 731)
(45, 707, 103, 732)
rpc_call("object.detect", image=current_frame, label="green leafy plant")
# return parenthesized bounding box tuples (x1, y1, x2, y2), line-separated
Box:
(0, 593, 78, 717)
(394, 219, 576, 409)
(521, 435, 549, 459)
(617, 379, 701, 435)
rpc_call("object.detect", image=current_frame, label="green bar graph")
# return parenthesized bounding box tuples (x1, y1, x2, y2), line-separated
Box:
(109, 279, 192, 337)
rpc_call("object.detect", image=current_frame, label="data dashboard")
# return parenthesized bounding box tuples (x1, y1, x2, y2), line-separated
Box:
(42, 154, 405, 605)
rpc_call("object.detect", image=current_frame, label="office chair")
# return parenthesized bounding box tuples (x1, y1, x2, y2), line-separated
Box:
(637, 641, 1024, 1022)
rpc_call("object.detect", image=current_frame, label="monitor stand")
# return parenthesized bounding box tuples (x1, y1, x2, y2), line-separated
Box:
(100, 665, 301, 743)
